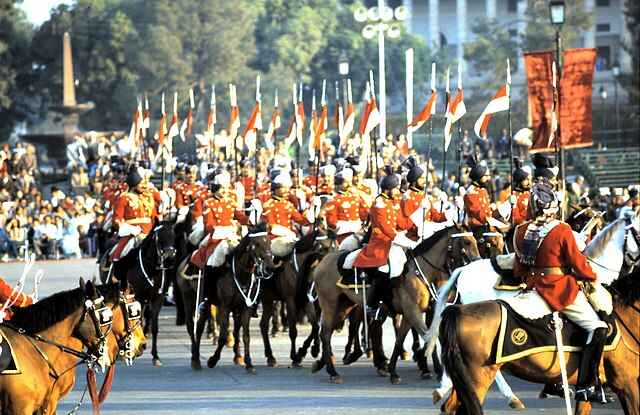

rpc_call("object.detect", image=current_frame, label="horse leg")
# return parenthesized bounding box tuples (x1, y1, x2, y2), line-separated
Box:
(150, 295, 163, 367)
(370, 319, 389, 377)
(207, 305, 229, 369)
(343, 311, 363, 365)
(260, 296, 277, 367)
(296, 314, 318, 363)
(393, 314, 410, 361)
(409, 327, 420, 362)
(241, 309, 256, 374)
(495, 370, 526, 409)
(342, 313, 355, 361)
(306, 302, 321, 359)
(179, 278, 200, 369)
(191, 304, 208, 371)
(232, 311, 244, 366)
(271, 301, 281, 337)
(388, 316, 411, 384)
(284, 300, 301, 367)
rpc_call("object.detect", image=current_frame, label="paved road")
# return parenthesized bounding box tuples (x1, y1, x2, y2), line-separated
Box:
(0, 259, 621, 414)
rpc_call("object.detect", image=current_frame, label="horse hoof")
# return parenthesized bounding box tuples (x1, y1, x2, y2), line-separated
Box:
(342, 350, 363, 365)
(207, 356, 219, 369)
(211, 336, 218, 346)
(311, 360, 323, 373)
(270, 331, 278, 338)
(191, 359, 202, 370)
(290, 361, 303, 368)
(311, 345, 320, 358)
(376, 367, 390, 377)
(152, 358, 163, 367)
(366, 351, 373, 359)
(509, 397, 526, 410)
(267, 357, 277, 367)
(390, 375, 402, 385)
(433, 390, 443, 405)
(401, 351, 410, 361)
(421, 370, 433, 380)
(329, 375, 343, 384)
(246, 366, 257, 375)
(226, 336, 235, 348)
(234, 356, 245, 366)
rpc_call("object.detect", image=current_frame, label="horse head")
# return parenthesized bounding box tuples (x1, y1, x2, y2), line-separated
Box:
(311, 226, 335, 257)
(478, 226, 505, 258)
(153, 221, 177, 268)
(245, 223, 276, 274)
(568, 207, 605, 240)
(76, 278, 116, 371)
(447, 224, 482, 270)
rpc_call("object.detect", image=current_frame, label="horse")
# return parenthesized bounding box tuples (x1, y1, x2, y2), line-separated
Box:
(434, 214, 640, 414)
(188, 224, 275, 373)
(0, 278, 147, 415)
(259, 227, 334, 367)
(310, 224, 479, 384)
(101, 221, 176, 367)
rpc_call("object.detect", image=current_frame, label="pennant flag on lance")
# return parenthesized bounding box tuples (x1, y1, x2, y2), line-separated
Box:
(408, 62, 437, 133)
(243, 75, 263, 152)
(284, 83, 298, 150)
(340, 78, 355, 149)
(307, 90, 319, 160)
(157, 92, 167, 147)
(264, 90, 280, 150)
(168, 91, 180, 145)
(312, 80, 328, 160)
(443, 65, 466, 151)
(180, 88, 195, 142)
(295, 82, 305, 145)
(473, 84, 510, 139)
(228, 84, 241, 149)
(142, 94, 150, 138)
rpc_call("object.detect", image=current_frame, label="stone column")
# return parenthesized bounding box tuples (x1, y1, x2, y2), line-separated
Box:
(619, 2, 632, 74)
(457, 0, 467, 65)
(486, 0, 497, 20)
(516, 0, 527, 75)
(429, 0, 439, 48)
(584, 0, 595, 48)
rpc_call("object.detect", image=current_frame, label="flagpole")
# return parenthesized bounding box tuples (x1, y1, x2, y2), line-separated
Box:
(253, 76, 261, 200)
(441, 69, 450, 200)
(369, 70, 380, 180)
(507, 59, 514, 225)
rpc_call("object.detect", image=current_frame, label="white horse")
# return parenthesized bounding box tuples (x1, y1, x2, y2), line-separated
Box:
(426, 211, 640, 409)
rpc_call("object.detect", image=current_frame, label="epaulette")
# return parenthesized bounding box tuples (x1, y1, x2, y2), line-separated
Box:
(374, 196, 386, 209)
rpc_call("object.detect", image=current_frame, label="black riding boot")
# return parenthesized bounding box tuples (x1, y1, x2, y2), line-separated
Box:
(575, 327, 609, 404)
(365, 272, 388, 322)
(203, 266, 220, 304)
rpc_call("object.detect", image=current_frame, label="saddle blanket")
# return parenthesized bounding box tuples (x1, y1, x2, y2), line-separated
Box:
(0, 328, 21, 375)
(336, 251, 371, 289)
(494, 301, 620, 364)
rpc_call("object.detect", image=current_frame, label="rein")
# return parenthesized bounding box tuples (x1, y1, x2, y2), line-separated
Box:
(231, 254, 260, 307)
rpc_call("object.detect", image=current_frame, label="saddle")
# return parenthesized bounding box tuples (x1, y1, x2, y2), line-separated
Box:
(493, 300, 619, 365)
(0, 328, 21, 375)
(335, 251, 376, 289)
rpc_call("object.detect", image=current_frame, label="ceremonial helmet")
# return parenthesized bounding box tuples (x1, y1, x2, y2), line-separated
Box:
(125, 166, 143, 189)
(531, 153, 559, 182)
(405, 156, 424, 184)
(272, 172, 293, 191)
(380, 166, 400, 191)
(335, 167, 354, 186)
(466, 155, 488, 184)
(530, 182, 560, 217)
(512, 157, 530, 186)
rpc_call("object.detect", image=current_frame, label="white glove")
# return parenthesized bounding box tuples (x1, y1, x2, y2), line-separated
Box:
(509, 194, 517, 205)
(420, 196, 431, 209)
(296, 189, 308, 210)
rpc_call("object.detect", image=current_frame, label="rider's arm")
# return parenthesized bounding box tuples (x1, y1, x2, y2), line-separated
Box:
(0, 278, 32, 307)
(561, 224, 596, 281)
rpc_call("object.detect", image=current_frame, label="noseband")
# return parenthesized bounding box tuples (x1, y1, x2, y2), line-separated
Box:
(117, 293, 142, 366)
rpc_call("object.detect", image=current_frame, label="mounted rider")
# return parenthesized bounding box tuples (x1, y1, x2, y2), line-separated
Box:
(0, 276, 33, 321)
(188, 170, 247, 275)
(262, 172, 312, 257)
(510, 158, 532, 226)
(400, 157, 432, 241)
(351, 168, 414, 319)
(175, 164, 200, 209)
(463, 155, 497, 240)
(323, 168, 368, 250)
(513, 182, 609, 404)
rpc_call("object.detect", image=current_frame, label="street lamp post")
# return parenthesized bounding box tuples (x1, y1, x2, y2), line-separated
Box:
(354, 1, 408, 145)
(339, 53, 349, 112)
(612, 63, 620, 143)
(599, 85, 608, 134)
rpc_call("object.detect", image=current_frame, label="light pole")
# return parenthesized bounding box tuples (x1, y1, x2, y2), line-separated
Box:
(354, 1, 408, 144)
(599, 85, 608, 135)
(549, 0, 566, 210)
(612, 62, 620, 143)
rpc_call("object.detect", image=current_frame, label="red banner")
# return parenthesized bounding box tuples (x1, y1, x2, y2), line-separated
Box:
(524, 51, 555, 153)
(559, 48, 596, 149)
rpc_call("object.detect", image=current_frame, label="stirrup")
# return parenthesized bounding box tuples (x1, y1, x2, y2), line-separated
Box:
(575, 385, 610, 404)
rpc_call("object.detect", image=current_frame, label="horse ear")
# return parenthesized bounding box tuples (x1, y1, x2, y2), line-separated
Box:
(119, 277, 127, 291)
(79, 277, 86, 292)
(84, 279, 97, 298)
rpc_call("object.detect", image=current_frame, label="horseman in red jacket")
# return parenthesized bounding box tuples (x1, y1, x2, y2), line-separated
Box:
(0, 277, 33, 321)
(514, 182, 608, 404)
(510, 158, 531, 226)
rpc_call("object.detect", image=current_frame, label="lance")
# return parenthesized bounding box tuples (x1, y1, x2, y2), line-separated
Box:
(423, 62, 436, 240)
(369, 70, 379, 178)
(312, 89, 320, 198)
(507, 59, 514, 225)
(441, 67, 450, 203)
(253, 75, 261, 200)
(297, 81, 303, 182)
(210, 85, 216, 163)
(161, 92, 167, 190)
(456, 65, 463, 190)
(406, 48, 414, 150)
(230, 84, 239, 180)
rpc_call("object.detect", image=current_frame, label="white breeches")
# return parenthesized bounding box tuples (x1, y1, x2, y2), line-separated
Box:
(562, 291, 608, 335)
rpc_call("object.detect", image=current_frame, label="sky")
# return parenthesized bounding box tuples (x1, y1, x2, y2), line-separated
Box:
(19, 0, 72, 26)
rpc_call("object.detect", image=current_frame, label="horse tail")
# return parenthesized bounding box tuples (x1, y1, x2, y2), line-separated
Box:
(424, 265, 462, 358)
(294, 255, 313, 312)
(440, 306, 483, 415)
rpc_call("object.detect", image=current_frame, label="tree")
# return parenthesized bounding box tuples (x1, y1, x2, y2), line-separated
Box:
(0, 0, 35, 140)
(622, 0, 639, 107)
(522, 0, 593, 53)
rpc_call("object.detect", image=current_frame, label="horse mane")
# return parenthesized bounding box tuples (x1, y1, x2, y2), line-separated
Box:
(9, 283, 121, 335)
(610, 266, 640, 306)
(411, 226, 452, 256)
(294, 229, 317, 252)
(583, 218, 624, 258)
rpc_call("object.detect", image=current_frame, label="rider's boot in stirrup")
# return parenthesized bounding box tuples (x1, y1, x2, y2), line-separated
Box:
(575, 327, 609, 404)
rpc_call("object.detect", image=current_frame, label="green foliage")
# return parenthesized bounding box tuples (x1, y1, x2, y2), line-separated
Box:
(622, 0, 639, 106)
(522, 0, 593, 53)
(0, 0, 35, 139)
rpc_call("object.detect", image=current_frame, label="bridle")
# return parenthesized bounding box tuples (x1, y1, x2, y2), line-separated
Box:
(138, 225, 176, 294)
(116, 292, 142, 366)
(232, 231, 271, 306)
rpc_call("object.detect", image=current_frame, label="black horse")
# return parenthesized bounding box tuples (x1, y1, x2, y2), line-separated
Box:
(188, 224, 275, 373)
(100, 221, 176, 366)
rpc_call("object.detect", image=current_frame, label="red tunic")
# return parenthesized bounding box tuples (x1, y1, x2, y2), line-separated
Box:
(262, 196, 310, 237)
(401, 187, 429, 240)
(464, 185, 492, 226)
(511, 190, 530, 226)
(175, 182, 200, 208)
(353, 194, 413, 268)
(514, 221, 596, 311)
(0, 277, 33, 319)
(323, 190, 368, 243)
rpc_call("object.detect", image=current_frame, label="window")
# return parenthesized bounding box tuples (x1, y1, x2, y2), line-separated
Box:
(596, 0, 610, 6)
(596, 46, 611, 71)
(596, 23, 610, 32)
(507, 0, 518, 13)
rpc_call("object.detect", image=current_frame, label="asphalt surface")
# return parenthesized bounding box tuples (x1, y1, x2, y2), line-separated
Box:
(0, 259, 623, 414)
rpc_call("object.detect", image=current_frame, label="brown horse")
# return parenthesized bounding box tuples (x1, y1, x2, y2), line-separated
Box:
(311, 224, 479, 383)
(260, 228, 334, 367)
(0, 279, 146, 415)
